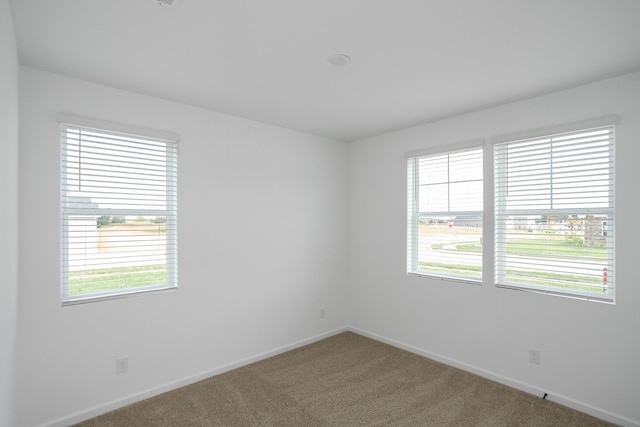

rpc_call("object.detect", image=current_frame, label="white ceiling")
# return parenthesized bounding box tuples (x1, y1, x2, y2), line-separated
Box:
(9, 0, 640, 142)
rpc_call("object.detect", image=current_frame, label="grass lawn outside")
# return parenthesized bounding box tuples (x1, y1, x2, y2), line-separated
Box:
(419, 261, 482, 279)
(418, 261, 607, 293)
(437, 238, 606, 260)
(69, 264, 166, 295)
(417, 227, 609, 293)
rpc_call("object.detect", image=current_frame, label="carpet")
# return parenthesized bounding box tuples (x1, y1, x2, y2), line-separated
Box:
(75, 332, 614, 426)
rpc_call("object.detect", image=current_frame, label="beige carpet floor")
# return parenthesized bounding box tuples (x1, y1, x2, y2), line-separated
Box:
(75, 332, 614, 426)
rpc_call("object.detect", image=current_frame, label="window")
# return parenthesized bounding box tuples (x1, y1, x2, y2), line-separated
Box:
(59, 115, 178, 305)
(407, 144, 483, 282)
(494, 123, 615, 302)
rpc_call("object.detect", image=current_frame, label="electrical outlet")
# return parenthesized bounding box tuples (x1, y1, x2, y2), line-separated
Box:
(529, 348, 541, 365)
(116, 357, 129, 374)
(320, 307, 326, 319)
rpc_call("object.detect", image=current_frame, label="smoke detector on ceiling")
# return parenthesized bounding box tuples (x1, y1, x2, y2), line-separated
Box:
(153, 0, 181, 9)
(328, 54, 351, 66)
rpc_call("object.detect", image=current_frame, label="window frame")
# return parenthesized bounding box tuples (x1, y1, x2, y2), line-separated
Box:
(58, 114, 179, 305)
(406, 140, 485, 284)
(492, 117, 617, 303)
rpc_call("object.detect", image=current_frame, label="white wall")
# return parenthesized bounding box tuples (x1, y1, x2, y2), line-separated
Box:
(14, 45, 639, 427)
(347, 72, 640, 426)
(17, 67, 348, 426)
(0, 0, 19, 425)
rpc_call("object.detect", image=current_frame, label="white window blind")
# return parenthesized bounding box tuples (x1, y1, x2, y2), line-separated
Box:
(494, 124, 615, 302)
(407, 145, 483, 282)
(60, 119, 178, 305)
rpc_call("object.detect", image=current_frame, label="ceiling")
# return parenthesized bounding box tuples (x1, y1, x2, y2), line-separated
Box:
(9, 0, 640, 142)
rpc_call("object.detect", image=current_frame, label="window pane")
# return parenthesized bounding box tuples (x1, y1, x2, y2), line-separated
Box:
(415, 215, 483, 280)
(450, 181, 483, 211)
(418, 155, 448, 184)
(419, 183, 448, 212)
(67, 215, 169, 296)
(63, 128, 172, 210)
(449, 150, 483, 182)
(408, 146, 483, 282)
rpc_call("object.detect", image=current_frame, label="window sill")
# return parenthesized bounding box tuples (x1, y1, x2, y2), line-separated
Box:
(407, 272, 482, 286)
(61, 285, 178, 306)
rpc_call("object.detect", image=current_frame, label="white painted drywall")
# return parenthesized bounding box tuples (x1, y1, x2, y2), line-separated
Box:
(347, 72, 640, 426)
(14, 53, 640, 427)
(16, 67, 348, 426)
(0, 0, 19, 425)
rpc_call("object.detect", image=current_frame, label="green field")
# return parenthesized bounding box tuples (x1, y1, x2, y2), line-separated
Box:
(419, 261, 482, 279)
(439, 238, 607, 260)
(418, 232, 609, 293)
(69, 264, 166, 295)
(419, 260, 606, 293)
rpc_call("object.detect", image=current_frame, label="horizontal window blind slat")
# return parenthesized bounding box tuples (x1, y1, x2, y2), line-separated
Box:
(63, 140, 170, 156)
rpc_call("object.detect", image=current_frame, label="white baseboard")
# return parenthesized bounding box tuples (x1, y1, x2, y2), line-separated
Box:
(347, 326, 638, 427)
(41, 325, 638, 427)
(44, 327, 347, 427)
